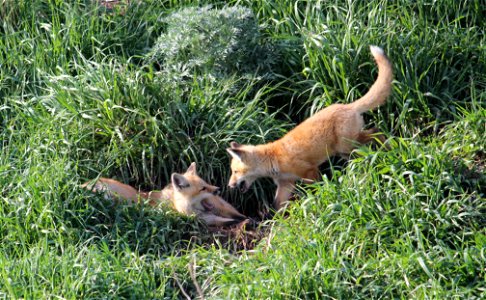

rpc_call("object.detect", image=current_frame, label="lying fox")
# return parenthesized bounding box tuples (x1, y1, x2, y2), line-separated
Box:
(227, 46, 393, 209)
(82, 163, 247, 226)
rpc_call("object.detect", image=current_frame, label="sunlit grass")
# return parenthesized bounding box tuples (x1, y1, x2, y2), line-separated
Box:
(0, 0, 484, 298)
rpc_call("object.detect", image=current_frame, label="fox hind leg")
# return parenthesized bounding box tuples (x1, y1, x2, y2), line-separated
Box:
(337, 128, 386, 159)
(357, 127, 386, 144)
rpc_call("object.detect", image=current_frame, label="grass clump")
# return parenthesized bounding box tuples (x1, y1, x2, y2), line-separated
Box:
(147, 5, 278, 88)
(206, 126, 485, 299)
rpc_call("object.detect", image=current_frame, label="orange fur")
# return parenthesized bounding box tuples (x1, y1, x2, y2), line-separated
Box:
(227, 46, 393, 209)
(82, 163, 247, 226)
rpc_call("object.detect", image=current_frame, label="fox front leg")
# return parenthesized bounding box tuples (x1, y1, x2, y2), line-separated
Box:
(273, 180, 296, 210)
(301, 167, 320, 184)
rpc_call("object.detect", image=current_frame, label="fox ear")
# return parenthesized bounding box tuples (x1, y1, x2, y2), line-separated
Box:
(230, 141, 242, 149)
(185, 162, 197, 175)
(226, 148, 244, 161)
(171, 173, 190, 191)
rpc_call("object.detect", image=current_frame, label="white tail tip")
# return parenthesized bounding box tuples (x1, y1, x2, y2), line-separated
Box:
(370, 45, 385, 57)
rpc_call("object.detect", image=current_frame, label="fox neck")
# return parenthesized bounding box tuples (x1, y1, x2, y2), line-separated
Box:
(253, 144, 282, 178)
(160, 185, 174, 201)
(255, 142, 300, 182)
(140, 185, 174, 207)
(172, 193, 193, 214)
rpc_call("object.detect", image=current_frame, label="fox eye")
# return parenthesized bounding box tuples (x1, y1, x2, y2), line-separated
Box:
(200, 187, 207, 192)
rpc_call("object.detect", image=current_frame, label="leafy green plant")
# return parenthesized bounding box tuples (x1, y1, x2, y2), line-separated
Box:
(147, 5, 278, 88)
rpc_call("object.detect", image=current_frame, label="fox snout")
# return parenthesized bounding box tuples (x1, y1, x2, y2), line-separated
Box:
(219, 215, 248, 227)
(225, 212, 247, 223)
(197, 195, 249, 227)
(228, 180, 248, 193)
(228, 175, 236, 187)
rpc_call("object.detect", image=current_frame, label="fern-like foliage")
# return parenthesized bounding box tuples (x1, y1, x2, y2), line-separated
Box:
(147, 5, 278, 87)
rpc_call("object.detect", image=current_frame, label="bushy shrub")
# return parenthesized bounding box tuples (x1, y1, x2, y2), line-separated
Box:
(147, 5, 278, 88)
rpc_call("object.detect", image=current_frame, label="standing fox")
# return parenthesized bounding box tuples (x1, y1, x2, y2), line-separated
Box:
(82, 163, 247, 226)
(227, 46, 393, 209)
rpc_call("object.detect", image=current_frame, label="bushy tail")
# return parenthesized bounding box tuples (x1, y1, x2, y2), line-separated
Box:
(349, 46, 393, 113)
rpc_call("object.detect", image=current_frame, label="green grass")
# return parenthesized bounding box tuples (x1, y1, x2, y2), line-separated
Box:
(0, 0, 484, 298)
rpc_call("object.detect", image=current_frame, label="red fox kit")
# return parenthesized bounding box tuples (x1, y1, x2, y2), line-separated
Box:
(227, 46, 393, 209)
(82, 163, 247, 226)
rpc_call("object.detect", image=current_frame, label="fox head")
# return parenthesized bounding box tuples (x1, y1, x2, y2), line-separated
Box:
(171, 162, 247, 226)
(174, 162, 220, 197)
(226, 142, 266, 193)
